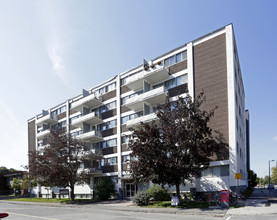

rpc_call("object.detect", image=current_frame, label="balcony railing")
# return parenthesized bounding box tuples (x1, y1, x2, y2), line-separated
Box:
(71, 112, 102, 128)
(76, 130, 102, 142)
(126, 112, 157, 128)
(71, 93, 102, 110)
(37, 129, 50, 139)
(125, 86, 167, 110)
(125, 65, 169, 91)
(36, 114, 57, 126)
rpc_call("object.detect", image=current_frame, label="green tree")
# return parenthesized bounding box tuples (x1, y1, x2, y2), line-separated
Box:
(94, 177, 115, 200)
(21, 174, 37, 197)
(129, 93, 227, 199)
(29, 131, 102, 201)
(271, 166, 277, 184)
(248, 170, 258, 188)
(10, 177, 22, 195)
(264, 176, 269, 185)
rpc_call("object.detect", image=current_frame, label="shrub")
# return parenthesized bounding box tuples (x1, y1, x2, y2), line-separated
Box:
(132, 191, 150, 206)
(94, 177, 115, 201)
(147, 185, 170, 201)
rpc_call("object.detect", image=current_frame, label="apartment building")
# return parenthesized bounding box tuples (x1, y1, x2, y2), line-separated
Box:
(28, 24, 248, 198)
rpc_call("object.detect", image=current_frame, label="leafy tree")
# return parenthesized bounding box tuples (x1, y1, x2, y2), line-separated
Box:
(10, 177, 22, 193)
(29, 131, 102, 201)
(94, 177, 115, 200)
(21, 174, 37, 197)
(271, 166, 277, 184)
(0, 166, 17, 175)
(247, 170, 258, 188)
(129, 93, 227, 198)
(264, 176, 269, 185)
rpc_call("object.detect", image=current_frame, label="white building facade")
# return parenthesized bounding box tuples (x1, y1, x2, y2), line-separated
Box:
(28, 24, 248, 198)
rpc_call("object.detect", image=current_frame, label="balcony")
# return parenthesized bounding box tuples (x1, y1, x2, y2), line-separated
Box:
(36, 114, 57, 126)
(76, 130, 102, 142)
(126, 112, 157, 128)
(125, 65, 169, 91)
(125, 86, 167, 111)
(37, 129, 50, 139)
(71, 112, 102, 128)
(71, 93, 102, 111)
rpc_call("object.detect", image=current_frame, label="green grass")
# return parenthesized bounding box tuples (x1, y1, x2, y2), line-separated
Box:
(146, 200, 216, 209)
(7, 197, 95, 204)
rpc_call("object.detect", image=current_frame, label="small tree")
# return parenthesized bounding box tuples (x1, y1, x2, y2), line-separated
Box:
(29, 130, 102, 201)
(10, 177, 22, 196)
(129, 93, 227, 198)
(94, 177, 115, 200)
(21, 174, 37, 197)
(247, 170, 258, 188)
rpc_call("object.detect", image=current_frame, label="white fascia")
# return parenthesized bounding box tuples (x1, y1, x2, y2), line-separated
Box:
(187, 42, 194, 100)
(116, 75, 122, 184)
(226, 24, 237, 187)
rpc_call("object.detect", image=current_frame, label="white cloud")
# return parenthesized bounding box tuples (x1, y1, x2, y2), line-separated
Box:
(273, 136, 277, 142)
(0, 101, 28, 170)
(36, 1, 75, 88)
(48, 36, 70, 87)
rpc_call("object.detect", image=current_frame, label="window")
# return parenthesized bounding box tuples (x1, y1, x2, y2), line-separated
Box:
(70, 115, 81, 124)
(100, 120, 117, 131)
(165, 78, 176, 89)
(201, 165, 229, 177)
(121, 111, 143, 124)
(106, 82, 116, 92)
(176, 75, 187, 86)
(122, 155, 130, 163)
(51, 105, 66, 116)
(122, 135, 132, 144)
(121, 91, 143, 105)
(107, 157, 117, 165)
(164, 50, 187, 67)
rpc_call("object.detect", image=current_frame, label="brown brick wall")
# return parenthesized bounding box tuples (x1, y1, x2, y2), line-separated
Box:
(121, 125, 129, 133)
(193, 33, 229, 160)
(28, 120, 36, 153)
(121, 144, 130, 152)
(102, 90, 116, 102)
(57, 112, 66, 120)
(121, 85, 131, 94)
(169, 60, 187, 75)
(121, 106, 131, 114)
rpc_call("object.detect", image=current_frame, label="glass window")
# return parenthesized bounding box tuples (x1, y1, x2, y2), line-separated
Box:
(213, 167, 221, 177)
(153, 82, 164, 89)
(176, 75, 187, 86)
(122, 135, 131, 144)
(170, 56, 175, 65)
(106, 101, 116, 110)
(106, 82, 116, 92)
(107, 157, 117, 165)
(164, 58, 170, 66)
(165, 78, 176, 89)
(99, 87, 105, 95)
(122, 155, 130, 163)
(176, 53, 181, 63)
(121, 116, 129, 124)
(221, 166, 229, 176)
(203, 168, 212, 177)
(181, 51, 187, 60)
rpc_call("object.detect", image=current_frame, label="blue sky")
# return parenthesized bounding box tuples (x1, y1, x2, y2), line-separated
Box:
(0, 0, 276, 178)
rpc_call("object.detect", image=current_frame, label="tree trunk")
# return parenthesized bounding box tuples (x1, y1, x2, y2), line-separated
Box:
(175, 182, 180, 199)
(70, 186, 75, 201)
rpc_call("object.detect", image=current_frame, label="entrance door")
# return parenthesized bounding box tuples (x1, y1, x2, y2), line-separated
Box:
(125, 183, 137, 198)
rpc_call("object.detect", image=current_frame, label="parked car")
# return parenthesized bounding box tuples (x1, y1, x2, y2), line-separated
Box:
(268, 184, 275, 189)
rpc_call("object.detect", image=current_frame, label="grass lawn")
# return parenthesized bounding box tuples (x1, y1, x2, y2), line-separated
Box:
(146, 200, 216, 209)
(7, 197, 95, 204)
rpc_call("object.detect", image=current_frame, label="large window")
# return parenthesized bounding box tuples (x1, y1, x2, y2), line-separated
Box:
(121, 135, 132, 144)
(164, 50, 187, 67)
(93, 101, 116, 115)
(201, 165, 229, 177)
(51, 106, 66, 117)
(121, 111, 143, 124)
(101, 157, 117, 166)
(154, 74, 188, 90)
(94, 82, 116, 97)
(121, 91, 143, 105)
(99, 119, 117, 131)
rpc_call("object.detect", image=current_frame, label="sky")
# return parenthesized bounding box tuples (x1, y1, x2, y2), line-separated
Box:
(0, 0, 276, 178)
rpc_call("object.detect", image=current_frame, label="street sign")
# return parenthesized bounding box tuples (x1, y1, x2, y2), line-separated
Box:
(235, 173, 241, 179)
